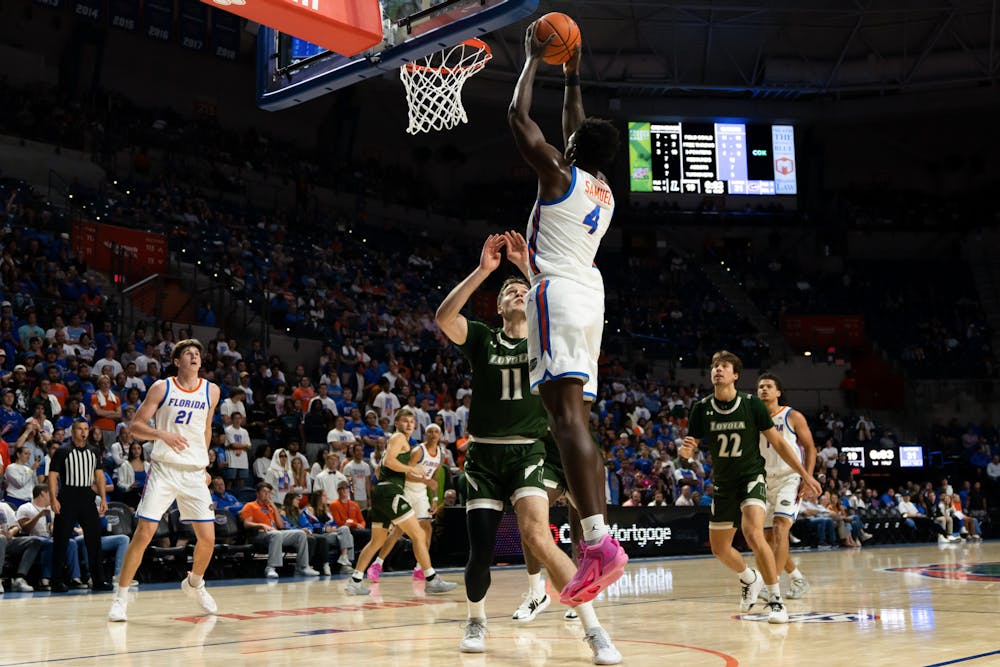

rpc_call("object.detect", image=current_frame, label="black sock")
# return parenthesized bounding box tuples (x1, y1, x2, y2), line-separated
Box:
(426, 572, 437, 582)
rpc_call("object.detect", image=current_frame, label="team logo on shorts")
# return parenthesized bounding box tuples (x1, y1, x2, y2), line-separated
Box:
(883, 562, 1000, 582)
(780, 500, 792, 506)
(529, 358, 538, 371)
(735, 611, 878, 623)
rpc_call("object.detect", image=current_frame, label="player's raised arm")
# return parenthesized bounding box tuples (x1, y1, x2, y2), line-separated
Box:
(508, 23, 567, 183)
(762, 427, 821, 498)
(502, 231, 531, 279)
(436, 234, 505, 345)
(561, 46, 584, 145)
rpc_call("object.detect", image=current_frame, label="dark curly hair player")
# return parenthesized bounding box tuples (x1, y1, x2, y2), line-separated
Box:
(505, 18, 624, 665)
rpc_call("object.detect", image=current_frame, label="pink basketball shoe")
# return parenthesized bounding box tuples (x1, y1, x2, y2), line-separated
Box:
(559, 535, 628, 606)
(366, 562, 383, 583)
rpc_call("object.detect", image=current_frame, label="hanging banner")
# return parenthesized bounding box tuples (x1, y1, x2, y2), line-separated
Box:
(108, 0, 138, 31)
(211, 8, 240, 61)
(179, 0, 208, 51)
(144, 0, 173, 41)
(73, 0, 102, 22)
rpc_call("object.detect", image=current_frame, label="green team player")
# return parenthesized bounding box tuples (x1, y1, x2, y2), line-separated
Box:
(344, 408, 456, 596)
(680, 350, 821, 624)
(436, 233, 620, 664)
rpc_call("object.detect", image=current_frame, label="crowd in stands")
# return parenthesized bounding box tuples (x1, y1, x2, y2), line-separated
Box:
(2, 81, 999, 593)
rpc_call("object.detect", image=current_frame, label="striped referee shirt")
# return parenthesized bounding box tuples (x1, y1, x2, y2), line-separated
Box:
(49, 444, 100, 488)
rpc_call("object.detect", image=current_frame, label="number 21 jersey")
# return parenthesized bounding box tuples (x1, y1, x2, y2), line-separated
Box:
(151, 377, 213, 469)
(687, 392, 772, 482)
(526, 165, 614, 292)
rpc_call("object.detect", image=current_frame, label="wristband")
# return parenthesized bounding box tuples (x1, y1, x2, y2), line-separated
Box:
(565, 74, 580, 86)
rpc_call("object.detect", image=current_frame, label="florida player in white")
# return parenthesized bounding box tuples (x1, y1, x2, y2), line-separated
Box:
(367, 423, 444, 582)
(108, 339, 220, 622)
(757, 373, 817, 599)
(508, 24, 626, 607)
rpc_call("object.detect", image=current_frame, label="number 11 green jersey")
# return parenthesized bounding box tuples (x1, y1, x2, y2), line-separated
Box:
(458, 320, 549, 444)
(687, 392, 772, 482)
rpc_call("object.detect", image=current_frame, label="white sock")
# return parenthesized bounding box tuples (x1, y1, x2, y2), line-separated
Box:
(527, 572, 543, 596)
(374, 557, 384, 567)
(790, 568, 804, 580)
(581, 514, 610, 544)
(739, 568, 756, 584)
(424, 567, 436, 579)
(188, 573, 204, 587)
(766, 583, 782, 600)
(351, 571, 364, 582)
(468, 599, 486, 620)
(114, 585, 129, 601)
(576, 602, 600, 630)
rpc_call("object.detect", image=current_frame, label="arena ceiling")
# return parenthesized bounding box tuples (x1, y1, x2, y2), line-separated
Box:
(476, 0, 999, 100)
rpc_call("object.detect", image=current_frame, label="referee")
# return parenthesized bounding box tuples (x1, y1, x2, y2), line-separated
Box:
(48, 419, 112, 592)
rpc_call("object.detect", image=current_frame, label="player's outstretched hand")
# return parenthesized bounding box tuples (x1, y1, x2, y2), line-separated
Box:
(524, 21, 554, 61)
(563, 45, 581, 76)
(162, 431, 189, 452)
(503, 231, 529, 268)
(479, 234, 504, 273)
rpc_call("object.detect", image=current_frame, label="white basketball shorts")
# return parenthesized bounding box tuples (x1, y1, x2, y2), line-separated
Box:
(764, 473, 801, 528)
(136, 461, 214, 523)
(404, 486, 432, 521)
(526, 276, 603, 400)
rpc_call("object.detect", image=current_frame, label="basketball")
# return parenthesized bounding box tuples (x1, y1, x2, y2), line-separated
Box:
(534, 12, 581, 65)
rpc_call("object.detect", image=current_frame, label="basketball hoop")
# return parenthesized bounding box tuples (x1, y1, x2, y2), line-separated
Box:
(400, 38, 492, 135)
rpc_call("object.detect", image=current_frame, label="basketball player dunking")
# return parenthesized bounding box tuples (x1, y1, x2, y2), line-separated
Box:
(108, 339, 220, 622)
(508, 25, 626, 606)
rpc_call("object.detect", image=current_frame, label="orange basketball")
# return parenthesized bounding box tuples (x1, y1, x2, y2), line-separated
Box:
(534, 12, 581, 65)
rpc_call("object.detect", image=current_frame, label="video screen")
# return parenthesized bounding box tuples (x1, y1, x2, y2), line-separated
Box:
(628, 121, 797, 195)
(899, 446, 925, 468)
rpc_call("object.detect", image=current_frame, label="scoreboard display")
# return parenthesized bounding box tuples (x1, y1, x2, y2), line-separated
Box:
(839, 445, 925, 472)
(628, 121, 797, 195)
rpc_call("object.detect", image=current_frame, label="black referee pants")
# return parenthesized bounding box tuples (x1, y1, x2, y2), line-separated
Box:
(51, 487, 106, 586)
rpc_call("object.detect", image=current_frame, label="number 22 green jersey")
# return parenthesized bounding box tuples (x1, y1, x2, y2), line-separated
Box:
(458, 320, 549, 444)
(687, 392, 772, 482)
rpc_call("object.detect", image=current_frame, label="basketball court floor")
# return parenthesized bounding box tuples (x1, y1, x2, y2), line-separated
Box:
(3, 542, 998, 666)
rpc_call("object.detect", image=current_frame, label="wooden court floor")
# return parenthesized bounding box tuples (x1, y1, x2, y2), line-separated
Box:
(3, 542, 999, 667)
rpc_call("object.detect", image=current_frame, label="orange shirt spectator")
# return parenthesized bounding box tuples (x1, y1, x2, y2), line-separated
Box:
(240, 499, 282, 531)
(329, 484, 366, 529)
(292, 379, 316, 413)
(48, 380, 69, 410)
(90, 378, 122, 432)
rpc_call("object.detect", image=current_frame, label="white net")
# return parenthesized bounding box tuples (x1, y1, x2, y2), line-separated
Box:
(400, 39, 492, 135)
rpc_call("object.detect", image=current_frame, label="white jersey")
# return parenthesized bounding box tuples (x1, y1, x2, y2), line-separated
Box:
(760, 406, 801, 478)
(526, 166, 614, 292)
(150, 377, 212, 469)
(404, 444, 444, 495)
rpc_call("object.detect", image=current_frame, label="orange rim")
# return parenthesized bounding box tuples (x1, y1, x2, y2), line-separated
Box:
(402, 38, 492, 75)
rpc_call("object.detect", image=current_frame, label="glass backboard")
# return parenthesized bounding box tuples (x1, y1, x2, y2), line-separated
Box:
(257, 0, 538, 110)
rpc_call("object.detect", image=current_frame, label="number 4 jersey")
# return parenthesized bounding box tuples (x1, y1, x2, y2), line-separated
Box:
(687, 392, 773, 482)
(458, 321, 548, 444)
(526, 165, 614, 293)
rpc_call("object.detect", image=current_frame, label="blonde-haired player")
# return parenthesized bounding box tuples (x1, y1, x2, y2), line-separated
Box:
(757, 373, 817, 599)
(108, 339, 220, 622)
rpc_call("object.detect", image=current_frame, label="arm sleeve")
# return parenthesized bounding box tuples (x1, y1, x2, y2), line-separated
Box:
(750, 396, 773, 431)
(687, 403, 705, 440)
(49, 448, 66, 475)
(456, 320, 489, 360)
